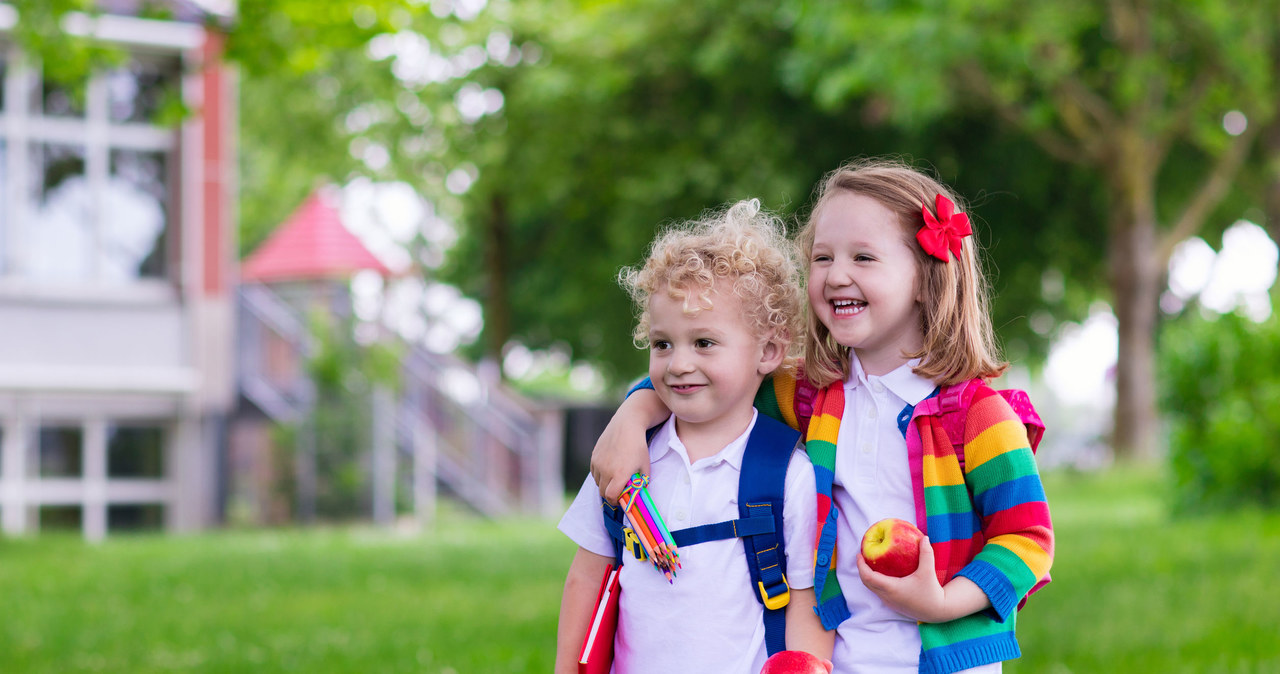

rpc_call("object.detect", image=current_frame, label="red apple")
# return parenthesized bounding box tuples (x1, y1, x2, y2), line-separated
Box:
(860, 517, 924, 577)
(759, 650, 831, 674)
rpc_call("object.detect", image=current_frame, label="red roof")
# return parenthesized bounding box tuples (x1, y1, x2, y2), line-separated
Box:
(241, 188, 392, 283)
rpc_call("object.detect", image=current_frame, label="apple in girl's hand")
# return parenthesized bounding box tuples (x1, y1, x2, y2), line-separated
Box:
(860, 518, 924, 577)
(759, 650, 832, 674)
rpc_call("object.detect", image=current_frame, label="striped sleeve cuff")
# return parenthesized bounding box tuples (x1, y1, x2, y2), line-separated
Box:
(955, 559, 1018, 622)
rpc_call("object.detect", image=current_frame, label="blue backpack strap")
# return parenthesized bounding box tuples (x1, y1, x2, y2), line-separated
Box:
(737, 413, 801, 656)
(601, 501, 626, 565)
(669, 516, 776, 546)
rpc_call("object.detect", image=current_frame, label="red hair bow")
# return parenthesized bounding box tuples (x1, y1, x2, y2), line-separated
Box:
(917, 194, 971, 262)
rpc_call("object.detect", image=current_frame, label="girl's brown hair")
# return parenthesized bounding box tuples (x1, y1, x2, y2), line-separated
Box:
(795, 158, 1008, 387)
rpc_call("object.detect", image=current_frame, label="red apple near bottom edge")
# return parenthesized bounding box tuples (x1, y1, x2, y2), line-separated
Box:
(861, 517, 924, 577)
(759, 650, 832, 674)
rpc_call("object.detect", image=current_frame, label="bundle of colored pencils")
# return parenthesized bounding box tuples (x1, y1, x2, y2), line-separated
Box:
(619, 473, 681, 583)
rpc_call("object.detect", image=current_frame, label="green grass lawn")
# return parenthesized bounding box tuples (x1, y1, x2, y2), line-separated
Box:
(0, 510, 577, 673)
(3, 468, 1279, 673)
(1010, 468, 1280, 673)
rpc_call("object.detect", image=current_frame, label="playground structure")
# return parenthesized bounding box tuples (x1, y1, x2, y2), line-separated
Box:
(231, 189, 565, 527)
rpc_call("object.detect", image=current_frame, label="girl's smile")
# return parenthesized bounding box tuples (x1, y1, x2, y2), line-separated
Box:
(831, 298, 866, 317)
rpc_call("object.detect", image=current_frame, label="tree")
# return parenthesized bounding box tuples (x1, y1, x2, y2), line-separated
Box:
(434, 0, 883, 377)
(426, 0, 1109, 383)
(782, 0, 1280, 460)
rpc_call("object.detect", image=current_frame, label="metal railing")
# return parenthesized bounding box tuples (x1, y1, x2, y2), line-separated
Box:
(235, 283, 563, 521)
(236, 283, 314, 422)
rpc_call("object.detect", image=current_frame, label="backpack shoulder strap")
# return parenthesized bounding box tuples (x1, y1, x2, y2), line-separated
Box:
(737, 413, 800, 656)
(933, 380, 980, 467)
(932, 379, 1045, 471)
(600, 501, 626, 565)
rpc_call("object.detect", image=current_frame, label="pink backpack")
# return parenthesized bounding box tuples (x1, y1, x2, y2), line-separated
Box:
(932, 379, 1045, 468)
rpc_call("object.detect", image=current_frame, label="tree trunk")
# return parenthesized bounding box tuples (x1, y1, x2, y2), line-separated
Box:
(482, 195, 513, 365)
(1108, 201, 1162, 462)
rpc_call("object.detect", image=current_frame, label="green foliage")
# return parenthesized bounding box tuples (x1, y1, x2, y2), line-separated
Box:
(6, 0, 124, 90)
(27, 0, 1273, 394)
(227, 0, 418, 76)
(231, 1, 430, 254)
(434, 0, 1096, 375)
(295, 308, 403, 519)
(1159, 311, 1280, 511)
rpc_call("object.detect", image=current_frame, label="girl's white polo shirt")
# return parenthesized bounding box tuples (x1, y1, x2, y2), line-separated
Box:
(558, 411, 816, 674)
(830, 357, 1000, 674)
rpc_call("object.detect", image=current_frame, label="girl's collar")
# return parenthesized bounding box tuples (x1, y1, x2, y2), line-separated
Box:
(844, 355, 935, 405)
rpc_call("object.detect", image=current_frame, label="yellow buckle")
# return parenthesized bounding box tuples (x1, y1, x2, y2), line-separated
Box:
(757, 578, 790, 610)
(624, 527, 648, 561)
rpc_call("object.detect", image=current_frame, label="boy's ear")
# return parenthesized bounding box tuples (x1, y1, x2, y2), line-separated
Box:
(757, 333, 787, 375)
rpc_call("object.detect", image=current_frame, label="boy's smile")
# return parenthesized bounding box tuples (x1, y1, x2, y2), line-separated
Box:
(647, 279, 779, 458)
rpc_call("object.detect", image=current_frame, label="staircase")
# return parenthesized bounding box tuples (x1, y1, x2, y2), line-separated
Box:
(397, 348, 563, 518)
(235, 282, 563, 522)
(238, 282, 314, 422)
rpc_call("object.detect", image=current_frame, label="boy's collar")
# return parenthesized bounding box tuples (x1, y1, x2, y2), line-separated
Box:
(650, 409, 759, 470)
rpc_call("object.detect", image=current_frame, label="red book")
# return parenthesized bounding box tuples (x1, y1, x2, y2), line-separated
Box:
(578, 564, 621, 674)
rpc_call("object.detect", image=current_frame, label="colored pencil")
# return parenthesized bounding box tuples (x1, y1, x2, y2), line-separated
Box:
(639, 486, 680, 567)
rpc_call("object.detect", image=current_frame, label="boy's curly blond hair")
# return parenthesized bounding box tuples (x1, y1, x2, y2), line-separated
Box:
(619, 199, 803, 366)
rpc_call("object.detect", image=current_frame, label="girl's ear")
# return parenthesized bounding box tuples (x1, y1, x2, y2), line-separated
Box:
(758, 332, 787, 375)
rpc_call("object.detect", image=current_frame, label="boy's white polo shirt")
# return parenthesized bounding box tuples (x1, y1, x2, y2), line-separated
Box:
(559, 410, 817, 674)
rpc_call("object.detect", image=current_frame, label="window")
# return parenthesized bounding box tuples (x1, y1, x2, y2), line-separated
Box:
(0, 49, 179, 287)
(107, 149, 168, 279)
(39, 425, 84, 477)
(108, 504, 164, 531)
(107, 59, 178, 125)
(38, 73, 85, 118)
(39, 505, 83, 531)
(30, 143, 92, 280)
(107, 423, 166, 478)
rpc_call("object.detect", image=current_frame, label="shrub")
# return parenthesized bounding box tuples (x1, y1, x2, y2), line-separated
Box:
(1158, 310, 1280, 512)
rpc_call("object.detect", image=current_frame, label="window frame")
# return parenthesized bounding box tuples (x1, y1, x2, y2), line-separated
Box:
(0, 37, 184, 298)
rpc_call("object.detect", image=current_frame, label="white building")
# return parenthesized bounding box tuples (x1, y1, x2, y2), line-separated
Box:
(0, 1, 236, 539)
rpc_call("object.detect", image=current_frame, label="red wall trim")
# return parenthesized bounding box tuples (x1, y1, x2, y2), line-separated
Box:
(201, 30, 227, 297)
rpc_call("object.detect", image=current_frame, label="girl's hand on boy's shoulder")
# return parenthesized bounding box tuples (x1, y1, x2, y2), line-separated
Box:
(590, 431, 650, 504)
(589, 390, 667, 503)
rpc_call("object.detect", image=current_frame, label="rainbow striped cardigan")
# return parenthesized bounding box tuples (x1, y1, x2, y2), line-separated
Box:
(756, 374, 1054, 674)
